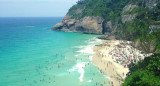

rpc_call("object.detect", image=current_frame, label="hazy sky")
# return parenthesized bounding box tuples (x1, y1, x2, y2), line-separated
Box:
(0, 0, 78, 17)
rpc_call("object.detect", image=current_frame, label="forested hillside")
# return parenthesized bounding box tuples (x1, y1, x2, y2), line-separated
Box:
(65, 0, 160, 85)
(68, 0, 160, 53)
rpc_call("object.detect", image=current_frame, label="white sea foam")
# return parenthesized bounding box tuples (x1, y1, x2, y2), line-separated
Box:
(89, 56, 93, 61)
(68, 62, 86, 82)
(74, 45, 84, 48)
(88, 37, 102, 44)
(76, 38, 102, 55)
(88, 80, 92, 83)
(75, 55, 79, 57)
(68, 38, 102, 82)
(104, 75, 110, 79)
(77, 45, 94, 54)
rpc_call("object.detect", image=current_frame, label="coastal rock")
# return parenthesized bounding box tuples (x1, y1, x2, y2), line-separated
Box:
(132, 40, 156, 53)
(98, 35, 115, 40)
(122, 14, 137, 23)
(105, 21, 113, 33)
(64, 19, 76, 27)
(52, 14, 76, 31)
(52, 16, 104, 34)
(52, 23, 64, 30)
(63, 14, 71, 20)
(75, 16, 103, 34)
(102, 20, 119, 35)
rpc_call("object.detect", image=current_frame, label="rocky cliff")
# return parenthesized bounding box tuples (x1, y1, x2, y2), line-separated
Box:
(52, 0, 159, 34)
(52, 15, 104, 34)
(51, 0, 160, 52)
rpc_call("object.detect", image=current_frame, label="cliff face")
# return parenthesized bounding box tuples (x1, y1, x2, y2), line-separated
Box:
(121, 4, 137, 23)
(51, 0, 160, 52)
(52, 0, 159, 34)
(52, 15, 103, 34)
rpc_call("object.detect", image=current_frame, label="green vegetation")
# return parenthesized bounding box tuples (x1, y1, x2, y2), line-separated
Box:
(68, 0, 129, 22)
(152, 29, 160, 52)
(123, 54, 160, 86)
(68, 0, 160, 52)
(119, 1, 160, 52)
(119, 19, 149, 41)
(67, 0, 160, 85)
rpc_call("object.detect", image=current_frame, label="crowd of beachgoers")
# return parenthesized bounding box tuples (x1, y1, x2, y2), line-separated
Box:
(107, 41, 151, 68)
(93, 40, 152, 86)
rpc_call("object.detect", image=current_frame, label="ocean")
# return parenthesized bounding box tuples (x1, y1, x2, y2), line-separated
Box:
(0, 17, 110, 86)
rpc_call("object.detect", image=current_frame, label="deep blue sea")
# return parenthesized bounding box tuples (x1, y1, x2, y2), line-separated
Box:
(0, 17, 110, 86)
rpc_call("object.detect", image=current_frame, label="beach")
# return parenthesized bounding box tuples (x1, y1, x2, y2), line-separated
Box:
(92, 39, 151, 86)
(0, 18, 110, 86)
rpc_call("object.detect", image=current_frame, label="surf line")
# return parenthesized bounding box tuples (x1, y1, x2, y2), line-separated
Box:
(68, 62, 87, 82)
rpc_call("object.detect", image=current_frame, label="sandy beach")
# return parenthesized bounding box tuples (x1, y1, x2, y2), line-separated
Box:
(92, 39, 151, 86)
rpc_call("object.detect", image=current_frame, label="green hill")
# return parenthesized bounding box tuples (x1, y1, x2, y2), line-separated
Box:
(52, 0, 160, 85)
(67, 0, 160, 53)
(65, 0, 160, 85)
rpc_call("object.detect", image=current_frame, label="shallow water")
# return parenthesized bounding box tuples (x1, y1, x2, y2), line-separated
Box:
(0, 17, 110, 86)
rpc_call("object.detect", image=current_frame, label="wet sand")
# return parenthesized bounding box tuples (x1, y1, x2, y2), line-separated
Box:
(92, 40, 151, 86)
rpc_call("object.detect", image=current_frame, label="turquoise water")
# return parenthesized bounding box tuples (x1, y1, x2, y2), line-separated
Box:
(0, 17, 110, 86)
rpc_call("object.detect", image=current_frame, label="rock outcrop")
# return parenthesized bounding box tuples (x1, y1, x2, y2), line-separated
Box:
(122, 14, 137, 23)
(52, 16, 104, 34)
(102, 20, 118, 35)
(52, 0, 159, 36)
(132, 40, 156, 53)
(122, 4, 137, 23)
(123, 4, 137, 12)
(142, 0, 158, 8)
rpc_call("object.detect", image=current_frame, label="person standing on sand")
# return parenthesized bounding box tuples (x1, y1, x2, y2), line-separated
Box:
(111, 81, 114, 86)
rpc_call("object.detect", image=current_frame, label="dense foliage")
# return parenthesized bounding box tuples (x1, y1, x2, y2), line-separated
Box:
(68, 0, 129, 21)
(68, 0, 160, 52)
(119, 2, 160, 52)
(68, 0, 160, 85)
(123, 54, 160, 86)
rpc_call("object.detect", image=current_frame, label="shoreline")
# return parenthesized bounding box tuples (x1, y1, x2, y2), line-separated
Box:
(92, 39, 151, 86)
